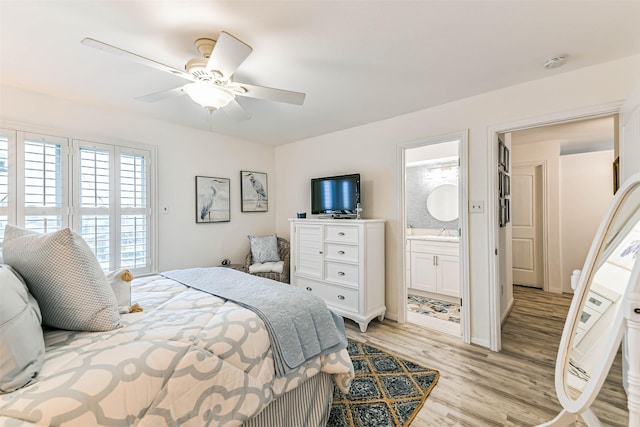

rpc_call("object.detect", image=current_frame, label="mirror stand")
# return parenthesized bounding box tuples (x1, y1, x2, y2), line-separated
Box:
(540, 263, 640, 427)
(537, 172, 640, 427)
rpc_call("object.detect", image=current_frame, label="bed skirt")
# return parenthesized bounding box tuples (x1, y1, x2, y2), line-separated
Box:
(244, 372, 333, 427)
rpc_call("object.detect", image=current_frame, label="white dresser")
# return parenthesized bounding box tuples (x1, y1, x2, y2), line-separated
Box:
(289, 218, 385, 332)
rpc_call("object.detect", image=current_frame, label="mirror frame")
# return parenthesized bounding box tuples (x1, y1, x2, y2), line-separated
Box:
(554, 174, 640, 416)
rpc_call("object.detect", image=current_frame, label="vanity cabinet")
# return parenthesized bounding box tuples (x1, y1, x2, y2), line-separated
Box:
(289, 219, 385, 332)
(409, 239, 460, 298)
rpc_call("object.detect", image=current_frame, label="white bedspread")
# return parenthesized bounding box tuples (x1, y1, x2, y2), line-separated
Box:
(0, 274, 354, 426)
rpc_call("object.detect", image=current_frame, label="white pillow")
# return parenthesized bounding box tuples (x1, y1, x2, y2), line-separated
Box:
(248, 234, 280, 264)
(0, 264, 45, 393)
(2, 225, 121, 332)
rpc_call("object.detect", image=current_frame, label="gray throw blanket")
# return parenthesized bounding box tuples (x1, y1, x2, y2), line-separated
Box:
(161, 267, 348, 377)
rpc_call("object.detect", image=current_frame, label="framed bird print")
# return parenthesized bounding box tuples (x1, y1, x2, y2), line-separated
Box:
(195, 176, 230, 223)
(241, 171, 268, 212)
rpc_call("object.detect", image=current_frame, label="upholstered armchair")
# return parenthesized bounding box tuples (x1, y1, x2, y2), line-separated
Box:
(245, 236, 290, 284)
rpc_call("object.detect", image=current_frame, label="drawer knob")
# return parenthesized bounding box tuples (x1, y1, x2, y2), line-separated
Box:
(338, 271, 345, 276)
(338, 232, 345, 236)
(306, 287, 313, 291)
(319, 251, 323, 254)
(635, 308, 640, 314)
(338, 250, 345, 255)
(338, 295, 345, 300)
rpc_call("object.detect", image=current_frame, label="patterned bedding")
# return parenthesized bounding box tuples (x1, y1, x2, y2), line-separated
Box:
(0, 274, 354, 426)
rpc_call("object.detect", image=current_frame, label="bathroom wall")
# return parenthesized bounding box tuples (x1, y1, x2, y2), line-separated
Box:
(406, 160, 459, 230)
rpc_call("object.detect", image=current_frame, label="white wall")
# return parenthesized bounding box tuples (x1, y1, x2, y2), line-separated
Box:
(0, 85, 276, 271)
(560, 150, 614, 292)
(275, 54, 640, 347)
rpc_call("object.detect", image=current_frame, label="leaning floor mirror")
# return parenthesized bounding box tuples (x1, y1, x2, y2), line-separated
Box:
(538, 172, 640, 426)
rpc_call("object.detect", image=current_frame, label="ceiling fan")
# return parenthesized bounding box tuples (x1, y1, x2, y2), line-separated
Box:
(81, 31, 306, 120)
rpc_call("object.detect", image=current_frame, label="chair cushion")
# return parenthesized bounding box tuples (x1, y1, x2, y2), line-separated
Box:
(248, 234, 280, 263)
(248, 261, 285, 274)
(2, 225, 121, 332)
(0, 264, 45, 393)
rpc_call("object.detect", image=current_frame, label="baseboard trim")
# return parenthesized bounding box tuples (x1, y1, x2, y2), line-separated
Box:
(501, 297, 515, 326)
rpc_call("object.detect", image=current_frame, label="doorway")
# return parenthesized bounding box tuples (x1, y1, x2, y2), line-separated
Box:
(495, 115, 616, 346)
(398, 131, 470, 342)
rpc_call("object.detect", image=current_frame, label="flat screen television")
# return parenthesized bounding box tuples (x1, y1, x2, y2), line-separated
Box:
(311, 173, 360, 216)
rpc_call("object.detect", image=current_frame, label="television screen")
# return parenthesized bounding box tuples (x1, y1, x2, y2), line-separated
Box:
(311, 173, 360, 215)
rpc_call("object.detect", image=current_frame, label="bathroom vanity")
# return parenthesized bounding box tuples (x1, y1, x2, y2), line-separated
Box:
(407, 235, 460, 298)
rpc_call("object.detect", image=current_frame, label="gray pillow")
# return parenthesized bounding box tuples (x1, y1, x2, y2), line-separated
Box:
(248, 234, 280, 264)
(0, 264, 45, 393)
(2, 225, 121, 332)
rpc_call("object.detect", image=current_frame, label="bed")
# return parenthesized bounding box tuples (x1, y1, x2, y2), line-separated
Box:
(0, 228, 354, 426)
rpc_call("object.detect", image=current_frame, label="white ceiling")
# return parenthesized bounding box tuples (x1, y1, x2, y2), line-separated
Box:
(2, 1, 640, 146)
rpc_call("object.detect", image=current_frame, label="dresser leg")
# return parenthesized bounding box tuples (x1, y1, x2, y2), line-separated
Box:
(377, 313, 385, 322)
(359, 322, 368, 333)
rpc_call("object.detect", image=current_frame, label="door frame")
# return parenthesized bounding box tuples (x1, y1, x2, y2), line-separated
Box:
(396, 130, 470, 344)
(487, 101, 623, 351)
(511, 160, 549, 291)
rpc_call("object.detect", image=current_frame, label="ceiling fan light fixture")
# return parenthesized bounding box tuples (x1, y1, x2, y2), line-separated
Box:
(183, 83, 235, 110)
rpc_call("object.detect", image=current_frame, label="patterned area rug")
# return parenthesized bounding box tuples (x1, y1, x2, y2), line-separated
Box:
(407, 295, 460, 323)
(328, 340, 439, 427)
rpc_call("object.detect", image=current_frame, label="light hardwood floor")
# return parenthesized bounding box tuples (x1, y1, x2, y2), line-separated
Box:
(344, 286, 628, 426)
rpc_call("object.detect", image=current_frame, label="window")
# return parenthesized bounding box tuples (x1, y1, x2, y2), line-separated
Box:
(0, 128, 155, 275)
(0, 132, 10, 241)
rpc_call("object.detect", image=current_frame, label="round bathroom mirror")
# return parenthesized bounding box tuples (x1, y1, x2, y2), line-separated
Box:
(552, 175, 640, 420)
(426, 184, 459, 222)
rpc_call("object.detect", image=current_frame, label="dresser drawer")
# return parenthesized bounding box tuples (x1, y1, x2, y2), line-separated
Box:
(325, 225, 359, 243)
(325, 243, 359, 263)
(298, 278, 358, 312)
(325, 262, 359, 287)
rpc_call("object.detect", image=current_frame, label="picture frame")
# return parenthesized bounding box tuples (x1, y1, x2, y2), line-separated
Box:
(503, 173, 510, 197)
(505, 197, 510, 223)
(499, 171, 504, 197)
(241, 171, 268, 212)
(503, 146, 510, 173)
(195, 176, 230, 223)
(499, 197, 510, 227)
(498, 139, 506, 170)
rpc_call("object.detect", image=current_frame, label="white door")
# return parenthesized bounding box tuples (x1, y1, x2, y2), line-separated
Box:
(511, 165, 544, 288)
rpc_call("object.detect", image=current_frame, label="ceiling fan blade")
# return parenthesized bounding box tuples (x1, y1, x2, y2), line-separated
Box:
(135, 86, 186, 103)
(234, 83, 306, 105)
(81, 37, 194, 82)
(223, 99, 250, 121)
(206, 31, 252, 80)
